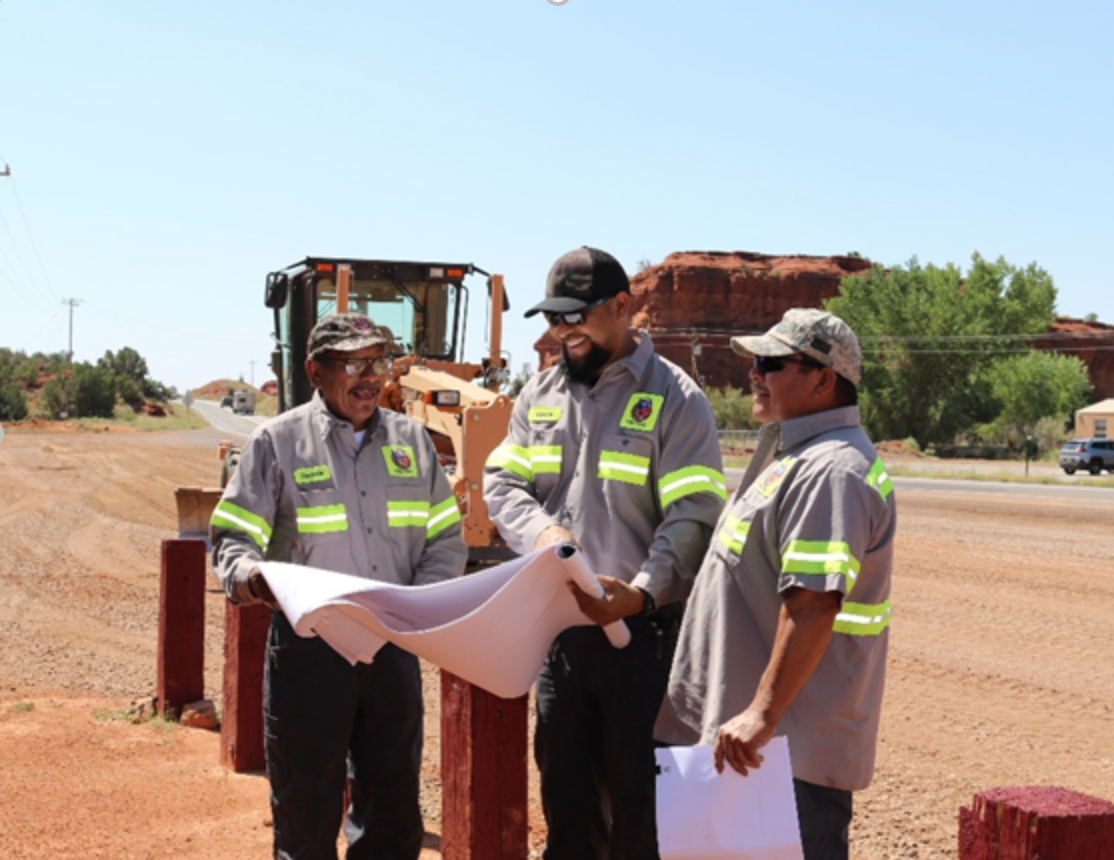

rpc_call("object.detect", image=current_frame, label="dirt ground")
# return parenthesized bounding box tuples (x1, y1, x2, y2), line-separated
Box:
(1, 426, 1112, 859)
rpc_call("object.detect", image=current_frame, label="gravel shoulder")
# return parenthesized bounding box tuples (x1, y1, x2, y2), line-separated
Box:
(1, 427, 1112, 859)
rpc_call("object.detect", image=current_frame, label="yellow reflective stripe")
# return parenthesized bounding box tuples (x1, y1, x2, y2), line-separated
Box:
(426, 497, 462, 539)
(486, 443, 532, 481)
(296, 504, 349, 534)
(867, 458, 893, 501)
(598, 451, 651, 486)
(529, 445, 562, 475)
(717, 515, 750, 555)
(782, 540, 861, 591)
(387, 500, 431, 527)
(833, 599, 891, 636)
(659, 465, 728, 507)
(211, 500, 272, 551)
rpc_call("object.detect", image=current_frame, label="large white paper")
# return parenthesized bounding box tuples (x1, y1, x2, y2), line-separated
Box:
(656, 739, 803, 860)
(258, 543, 628, 699)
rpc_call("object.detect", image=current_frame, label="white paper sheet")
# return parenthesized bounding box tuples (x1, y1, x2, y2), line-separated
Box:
(656, 739, 803, 860)
(258, 543, 628, 699)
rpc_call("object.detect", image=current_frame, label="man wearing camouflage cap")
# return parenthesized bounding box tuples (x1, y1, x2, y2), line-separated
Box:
(211, 312, 466, 860)
(655, 309, 896, 860)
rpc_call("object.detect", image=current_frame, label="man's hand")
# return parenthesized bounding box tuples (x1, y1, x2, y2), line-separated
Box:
(535, 525, 577, 550)
(714, 706, 775, 776)
(248, 568, 279, 609)
(567, 575, 644, 626)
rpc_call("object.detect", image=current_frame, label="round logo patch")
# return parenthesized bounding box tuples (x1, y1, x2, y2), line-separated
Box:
(630, 397, 654, 425)
(391, 448, 412, 471)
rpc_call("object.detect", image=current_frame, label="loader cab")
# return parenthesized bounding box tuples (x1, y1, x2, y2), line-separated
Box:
(264, 258, 479, 414)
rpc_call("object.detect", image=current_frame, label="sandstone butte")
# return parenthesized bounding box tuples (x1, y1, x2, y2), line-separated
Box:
(533, 250, 1114, 398)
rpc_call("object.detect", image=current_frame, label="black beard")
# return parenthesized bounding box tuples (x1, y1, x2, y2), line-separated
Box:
(561, 341, 611, 385)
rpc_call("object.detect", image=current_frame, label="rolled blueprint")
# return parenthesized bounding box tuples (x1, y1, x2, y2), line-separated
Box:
(556, 542, 632, 649)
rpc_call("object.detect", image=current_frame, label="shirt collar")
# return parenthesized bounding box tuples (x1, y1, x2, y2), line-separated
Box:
(310, 389, 381, 443)
(776, 405, 861, 452)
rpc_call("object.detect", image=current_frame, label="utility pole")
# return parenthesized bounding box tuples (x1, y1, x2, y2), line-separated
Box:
(248, 360, 257, 388)
(61, 298, 82, 365)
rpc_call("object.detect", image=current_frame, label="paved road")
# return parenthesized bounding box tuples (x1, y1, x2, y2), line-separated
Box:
(724, 467, 1114, 501)
(184, 398, 266, 438)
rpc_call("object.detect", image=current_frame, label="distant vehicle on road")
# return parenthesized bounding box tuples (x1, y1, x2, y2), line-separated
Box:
(219, 395, 234, 409)
(1059, 438, 1114, 475)
(232, 389, 255, 415)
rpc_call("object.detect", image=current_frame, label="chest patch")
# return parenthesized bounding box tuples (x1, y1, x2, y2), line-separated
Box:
(294, 464, 331, 485)
(528, 406, 563, 424)
(619, 393, 664, 432)
(382, 445, 419, 478)
(755, 456, 796, 498)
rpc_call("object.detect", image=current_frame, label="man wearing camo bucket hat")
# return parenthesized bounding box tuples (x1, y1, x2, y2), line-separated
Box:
(656, 309, 896, 860)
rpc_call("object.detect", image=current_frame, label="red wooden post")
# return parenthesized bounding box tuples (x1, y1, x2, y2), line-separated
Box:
(960, 786, 1114, 859)
(220, 602, 271, 772)
(440, 670, 528, 860)
(157, 539, 206, 717)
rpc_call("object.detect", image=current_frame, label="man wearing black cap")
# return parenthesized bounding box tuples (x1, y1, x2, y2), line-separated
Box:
(484, 247, 726, 859)
(211, 313, 467, 860)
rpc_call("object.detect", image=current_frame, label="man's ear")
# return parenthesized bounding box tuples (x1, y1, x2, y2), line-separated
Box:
(614, 291, 632, 321)
(305, 358, 322, 389)
(814, 366, 837, 400)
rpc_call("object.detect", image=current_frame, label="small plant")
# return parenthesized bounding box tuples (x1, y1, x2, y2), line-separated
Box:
(9, 701, 35, 714)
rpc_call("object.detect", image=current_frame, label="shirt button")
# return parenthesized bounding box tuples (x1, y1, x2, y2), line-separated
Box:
(372, 565, 378, 573)
(361, 491, 367, 497)
(367, 528, 373, 534)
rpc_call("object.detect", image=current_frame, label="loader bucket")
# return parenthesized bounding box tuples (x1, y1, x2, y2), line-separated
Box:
(174, 487, 224, 548)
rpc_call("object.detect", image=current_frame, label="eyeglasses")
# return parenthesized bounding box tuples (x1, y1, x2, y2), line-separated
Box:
(544, 299, 607, 328)
(752, 354, 823, 375)
(324, 356, 393, 377)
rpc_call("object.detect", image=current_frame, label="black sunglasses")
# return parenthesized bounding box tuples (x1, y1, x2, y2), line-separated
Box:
(752, 354, 824, 375)
(543, 298, 607, 328)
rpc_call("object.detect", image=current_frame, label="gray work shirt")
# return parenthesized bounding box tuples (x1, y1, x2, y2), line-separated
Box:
(483, 332, 726, 606)
(655, 406, 895, 790)
(211, 391, 466, 605)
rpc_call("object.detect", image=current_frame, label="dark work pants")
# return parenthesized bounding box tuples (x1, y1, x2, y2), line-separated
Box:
(264, 612, 424, 860)
(534, 613, 679, 860)
(793, 779, 853, 860)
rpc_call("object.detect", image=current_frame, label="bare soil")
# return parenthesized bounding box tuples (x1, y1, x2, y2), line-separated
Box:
(1, 427, 1112, 859)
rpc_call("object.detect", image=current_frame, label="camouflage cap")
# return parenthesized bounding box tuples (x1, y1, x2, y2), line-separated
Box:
(306, 313, 400, 360)
(731, 308, 862, 385)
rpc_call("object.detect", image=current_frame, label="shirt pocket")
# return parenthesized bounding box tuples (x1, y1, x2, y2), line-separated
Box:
(597, 432, 655, 505)
(384, 476, 431, 543)
(294, 488, 350, 551)
(527, 428, 565, 497)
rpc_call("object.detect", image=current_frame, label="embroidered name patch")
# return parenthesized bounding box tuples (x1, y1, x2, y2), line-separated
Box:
(619, 393, 664, 432)
(294, 465, 332, 485)
(382, 445, 419, 478)
(528, 406, 563, 424)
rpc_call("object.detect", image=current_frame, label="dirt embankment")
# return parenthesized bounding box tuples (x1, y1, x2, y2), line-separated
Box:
(1, 428, 1112, 859)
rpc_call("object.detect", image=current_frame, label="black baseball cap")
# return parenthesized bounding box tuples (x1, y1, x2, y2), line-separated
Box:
(524, 246, 630, 318)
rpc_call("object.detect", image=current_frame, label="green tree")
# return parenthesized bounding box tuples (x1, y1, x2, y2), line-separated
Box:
(40, 377, 69, 418)
(99, 346, 149, 385)
(825, 253, 1057, 447)
(705, 386, 759, 430)
(0, 378, 28, 421)
(71, 363, 117, 418)
(981, 352, 1092, 440)
(506, 363, 535, 398)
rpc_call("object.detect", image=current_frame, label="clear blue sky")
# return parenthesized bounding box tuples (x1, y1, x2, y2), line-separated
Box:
(1, 0, 1111, 392)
